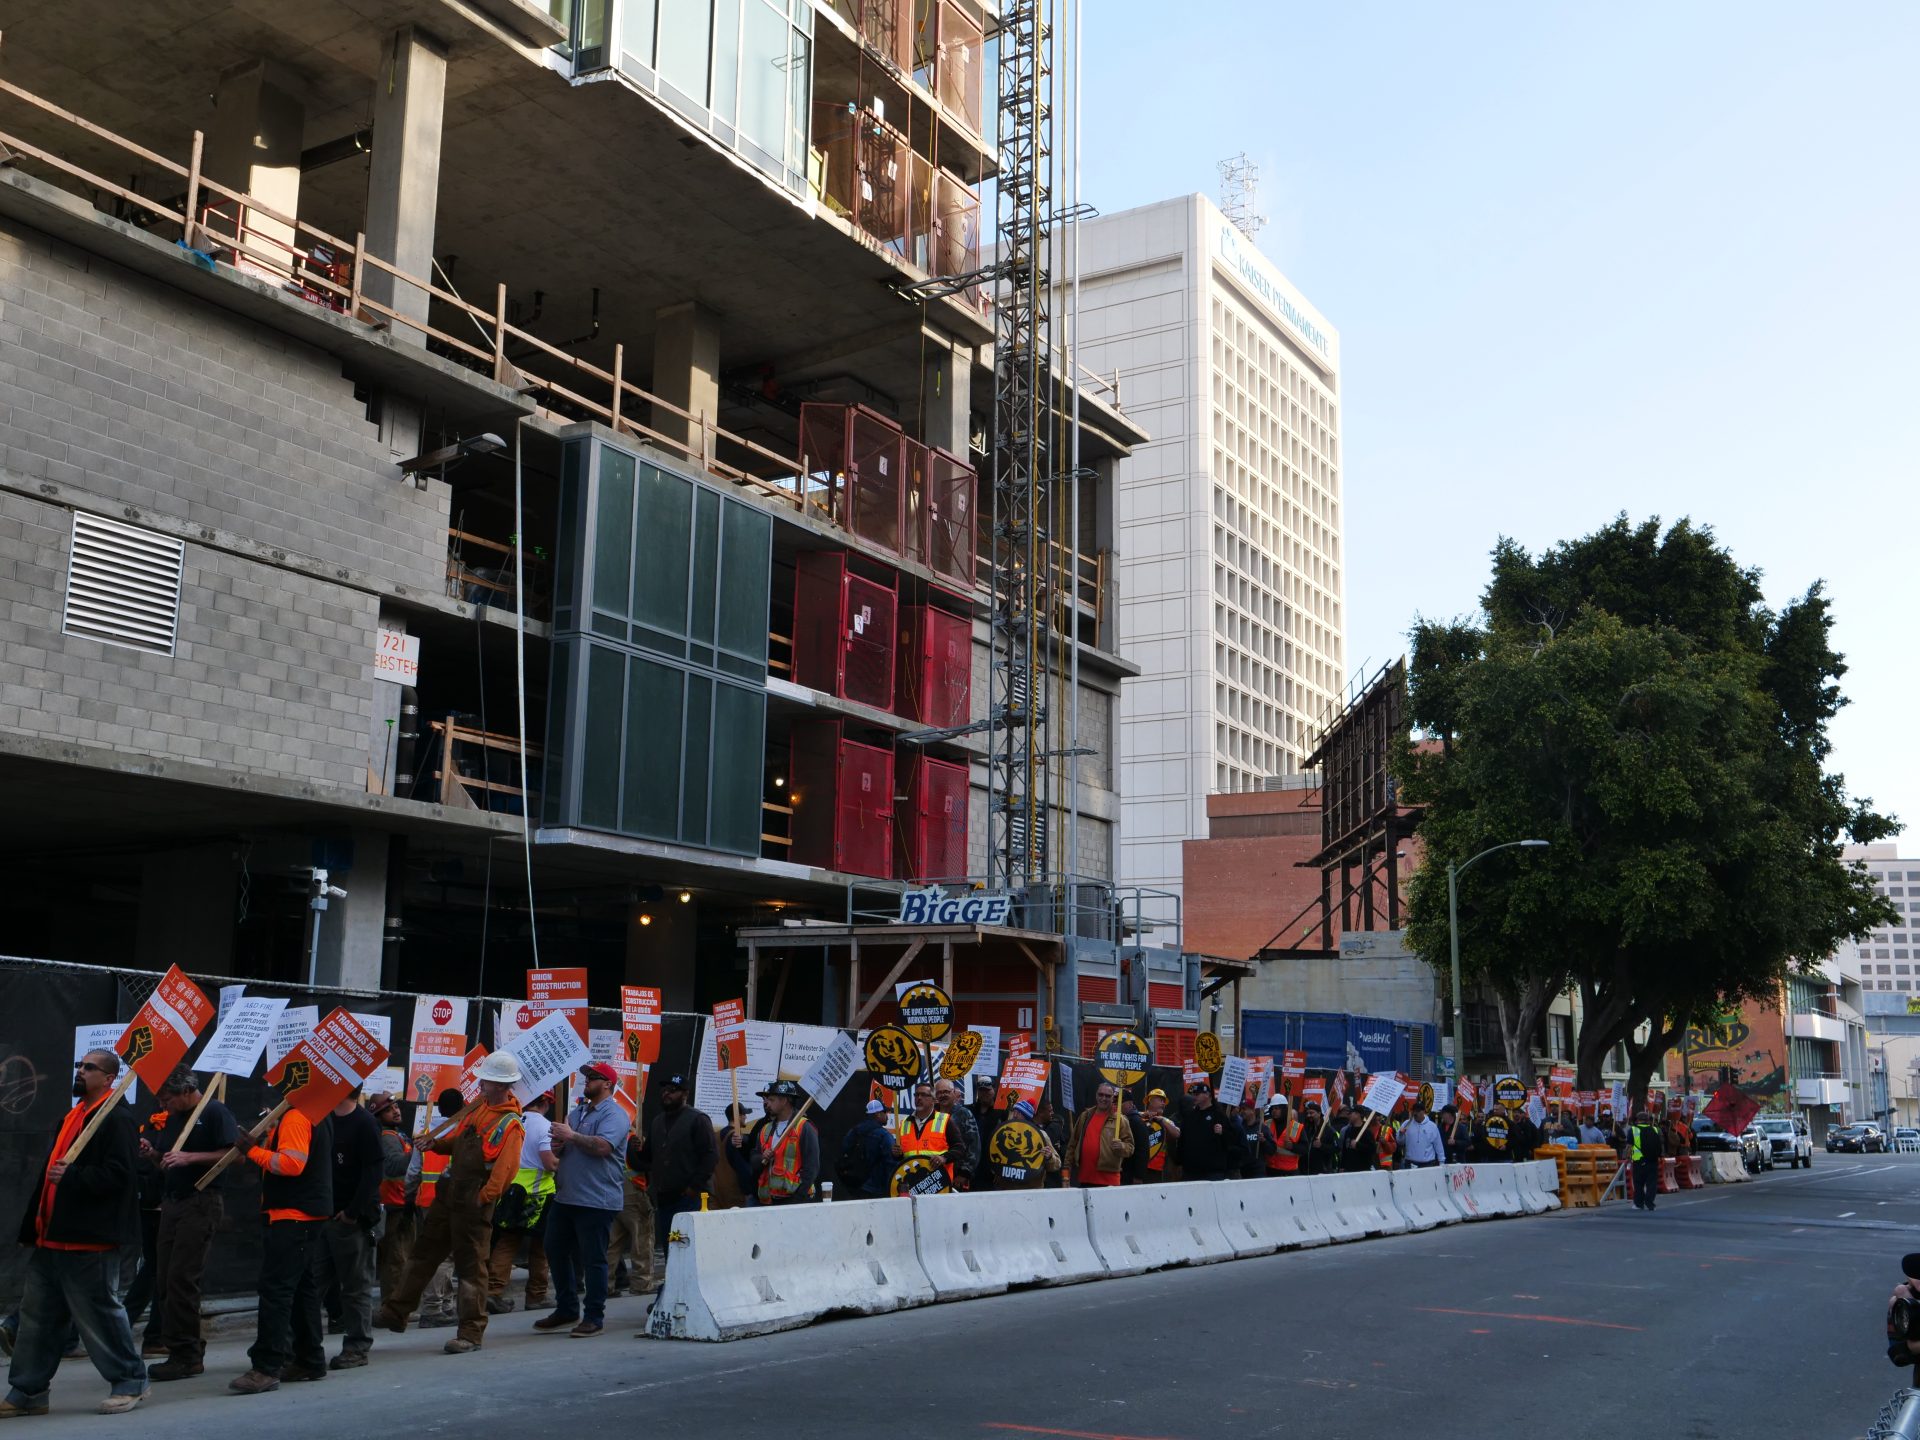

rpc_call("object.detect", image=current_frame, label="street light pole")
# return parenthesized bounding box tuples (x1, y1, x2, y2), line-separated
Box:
(1447, 839, 1550, 1084)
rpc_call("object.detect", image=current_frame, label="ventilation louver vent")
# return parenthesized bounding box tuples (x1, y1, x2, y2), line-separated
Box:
(62, 512, 185, 655)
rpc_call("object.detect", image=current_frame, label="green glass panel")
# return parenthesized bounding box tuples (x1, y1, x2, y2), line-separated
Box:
(691, 487, 719, 643)
(592, 447, 636, 621)
(717, 499, 770, 667)
(580, 644, 625, 829)
(541, 638, 573, 825)
(682, 672, 712, 844)
(708, 680, 765, 854)
(621, 656, 684, 839)
(632, 463, 692, 640)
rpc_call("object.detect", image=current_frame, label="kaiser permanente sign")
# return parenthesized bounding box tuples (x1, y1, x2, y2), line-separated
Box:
(1213, 218, 1335, 368)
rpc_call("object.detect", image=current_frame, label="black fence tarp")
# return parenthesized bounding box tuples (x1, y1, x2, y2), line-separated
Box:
(0, 956, 1190, 1308)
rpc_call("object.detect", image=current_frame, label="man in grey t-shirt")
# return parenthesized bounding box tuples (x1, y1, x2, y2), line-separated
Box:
(534, 1063, 630, 1339)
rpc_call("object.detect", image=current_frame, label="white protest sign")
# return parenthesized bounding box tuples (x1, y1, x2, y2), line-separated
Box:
(1055, 1059, 1075, 1113)
(798, 1031, 861, 1107)
(266, 1006, 319, 1070)
(964, 1024, 1001, 1083)
(196, 995, 289, 1077)
(776, 1024, 842, 1084)
(1219, 1054, 1251, 1109)
(217, 984, 247, 1027)
(1361, 1070, 1405, 1118)
(501, 1009, 592, 1105)
(368, 1066, 405, 1097)
(694, 1018, 781, 1127)
(349, 1013, 392, 1080)
(74, 1023, 136, 1104)
(1429, 1079, 1451, 1111)
(1526, 1095, 1547, 1127)
(1610, 1081, 1628, 1116)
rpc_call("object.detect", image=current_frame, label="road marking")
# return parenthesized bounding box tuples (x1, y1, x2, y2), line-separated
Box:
(1416, 1307, 1643, 1332)
(1839, 1212, 1857, 1218)
(1656, 1251, 1791, 1266)
(982, 1426, 1185, 1440)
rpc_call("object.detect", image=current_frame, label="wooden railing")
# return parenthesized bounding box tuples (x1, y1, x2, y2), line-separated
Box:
(446, 528, 549, 612)
(430, 720, 540, 813)
(973, 539, 1108, 633)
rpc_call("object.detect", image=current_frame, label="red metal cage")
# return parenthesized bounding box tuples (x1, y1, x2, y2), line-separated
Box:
(792, 553, 898, 710)
(790, 721, 895, 879)
(895, 603, 971, 727)
(897, 751, 968, 881)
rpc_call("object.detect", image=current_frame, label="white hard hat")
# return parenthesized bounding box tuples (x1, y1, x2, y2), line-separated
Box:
(475, 1052, 523, 1085)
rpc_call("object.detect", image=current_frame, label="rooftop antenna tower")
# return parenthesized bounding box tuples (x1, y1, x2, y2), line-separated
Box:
(1218, 153, 1266, 240)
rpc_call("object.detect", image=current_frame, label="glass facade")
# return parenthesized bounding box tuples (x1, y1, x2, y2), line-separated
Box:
(546, 437, 772, 856)
(578, 0, 814, 195)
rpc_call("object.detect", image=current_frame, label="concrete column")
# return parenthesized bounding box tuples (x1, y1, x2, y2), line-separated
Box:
(312, 831, 390, 991)
(136, 845, 238, 975)
(651, 302, 722, 460)
(920, 341, 972, 456)
(205, 60, 306, 285)
(626, 898, 698, 1012)
(362, 26, 448, 341)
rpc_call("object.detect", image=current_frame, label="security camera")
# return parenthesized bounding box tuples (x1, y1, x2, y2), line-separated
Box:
(325, 884, 349, 901)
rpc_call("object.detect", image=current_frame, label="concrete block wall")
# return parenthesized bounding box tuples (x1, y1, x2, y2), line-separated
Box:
(0, 490, 378, 789)
(0, 216, 448, 598)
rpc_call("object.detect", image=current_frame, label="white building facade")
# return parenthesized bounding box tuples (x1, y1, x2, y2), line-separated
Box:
(1074, 195, 1345, 899)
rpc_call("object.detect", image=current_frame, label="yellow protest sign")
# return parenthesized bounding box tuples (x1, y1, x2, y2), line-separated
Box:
(889, 1154, 951, 1197)
(1194, 1031, 1223, 1073)
(899, 982, 954, 1043)
(1096, 1030, 1152, 1089)
(865, 1025, 921, 1084)
(938, 1029, 982, 1080)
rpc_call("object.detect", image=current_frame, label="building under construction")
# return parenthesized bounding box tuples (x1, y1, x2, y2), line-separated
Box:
(0, 0, 1243, 1054)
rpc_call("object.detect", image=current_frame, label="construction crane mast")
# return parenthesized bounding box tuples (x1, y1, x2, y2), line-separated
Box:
(989, 0, 1053, 888)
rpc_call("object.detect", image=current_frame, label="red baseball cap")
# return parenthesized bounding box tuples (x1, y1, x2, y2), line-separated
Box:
(580, 1062, 618, 1084)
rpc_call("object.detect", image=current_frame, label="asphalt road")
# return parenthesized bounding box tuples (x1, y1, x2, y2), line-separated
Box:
(13, 1157, 1916, 1438)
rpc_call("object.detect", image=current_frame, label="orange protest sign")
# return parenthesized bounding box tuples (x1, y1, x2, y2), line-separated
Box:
(1004, 1032, 1032, 1064)
(529, 968, 590, 1045)
(114, 966, 214, 1093)
(279, 1008, 391, 1123)
(622, 985, 662, 1066)
(712, 1000, 746, 1071)
(1456, 1076, 1479, 1114)
(457, 1045, 490, 1104)
(1301, 1077, 1327, 1110)
(1000, 1056, 1049, 1108)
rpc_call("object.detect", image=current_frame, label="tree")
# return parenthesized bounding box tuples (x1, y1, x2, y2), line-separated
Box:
(1399, 517, 1895, 1098)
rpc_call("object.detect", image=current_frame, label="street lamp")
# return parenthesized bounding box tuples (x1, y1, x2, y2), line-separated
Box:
(1447, 840, 1550, 1081)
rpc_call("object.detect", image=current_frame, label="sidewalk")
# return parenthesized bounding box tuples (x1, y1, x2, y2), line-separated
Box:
(9, 1292, 662, 1435)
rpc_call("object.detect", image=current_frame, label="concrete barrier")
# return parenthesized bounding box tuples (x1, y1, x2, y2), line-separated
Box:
(1451, 1163, 1524, 1217)
(646, 1198, 934, 1341)
(1513, 1159, 1562, 1213)
(1311, 1171, 1407, 1239)
(1390, 1166, 1465, 1229)
(912, 1188, 1106, 1299)
(1083, 1181, 1237, 1275)
(1223, 1175, 1334, 1250)
(1211, 1179, 1285, 1258)
(1703, 1151, 1750, 1183)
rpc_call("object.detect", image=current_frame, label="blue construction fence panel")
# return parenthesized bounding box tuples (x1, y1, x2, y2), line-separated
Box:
(1241, 1009, 1438, 1077)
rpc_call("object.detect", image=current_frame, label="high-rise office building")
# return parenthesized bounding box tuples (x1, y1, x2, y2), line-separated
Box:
(1074, 195, 1344, 899)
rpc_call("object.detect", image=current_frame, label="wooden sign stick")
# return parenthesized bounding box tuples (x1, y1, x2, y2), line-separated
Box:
(195, 1099, 289, 1191)
(168, 1072, 224, 1156)
(61, 1067, 140, 1165)
(418, 1101, 478, 1149)
(728, 1066, 744, 1139)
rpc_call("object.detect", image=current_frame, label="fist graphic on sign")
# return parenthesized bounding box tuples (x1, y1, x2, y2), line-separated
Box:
(121, 1025, 154, 1066)
(414, 1074, 433, 1104)
(625, 1032, 642, 1063)
(717, 1041, 734, 1069)
(281, 1060, 312, 1094)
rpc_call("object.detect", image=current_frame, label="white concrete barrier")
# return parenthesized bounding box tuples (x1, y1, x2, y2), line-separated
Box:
(1513, 1159, 1561, 1213)
(1222, 1175, 1334, 1250)
(1703, 1152, 1749, 1184)
(1390, 1165, 1464, 1229)
(646, 1198, 934, 1341)
(1450, 1163, 1524, 1217)
(912, 1188, 1106, 1299)
(1211, 1179, 1285, 1257)
(1083, 1181, 1237, 1275)
(1311, 1171, 1408, 1238)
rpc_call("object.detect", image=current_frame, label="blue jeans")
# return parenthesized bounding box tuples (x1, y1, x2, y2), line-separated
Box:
(543, 1204, 616, 1325)
(5, 1247, 147, 1406)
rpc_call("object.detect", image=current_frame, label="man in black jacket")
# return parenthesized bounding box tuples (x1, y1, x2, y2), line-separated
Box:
(1, 1047, 149, 1418)
(145, 1068, 237, 1382)
(1176, 1081, 1247, 1181)
(637, 1075, 715, 1258)
(322, 1090, 385, 1371)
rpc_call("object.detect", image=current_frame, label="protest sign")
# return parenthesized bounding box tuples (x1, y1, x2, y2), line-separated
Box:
(282, 1009, 391, 1122)
(890, 1155, 951, 1197)
(406, 995, 469, 1119)
(1550, 1064, 1575, 1098)
(457, 1045, 489, 1105)
(898, 982, 953, 1044)
(113, 966, 213, 1096)
(1484, 1110, 1511, 1150)
(696, 1016, 779, 1130)
(712, 1000, 747, 1069)
(1429, 1080, 1451, 1111)
(73, 1024, 137, 1106)
(528, 968, 590, 1045)
(621, 985, 661, 1066)
(265, 1006, 319, 1078)
(1281, 1049, 1307, 1091)
(1360, 1071, 1404, 1118)
(503, 1009, 592, 1105)
(1182, 1058, 1208, 1091)
(1301, 1077, 1327, 1111)
(864, 1025, 920, 1089)
(590, 1028, 643, 1122)
(1055, 1059, 1075, 1114)
(937, 1030, 983, 1081)
(1004, 1031, 1032, 1064)
(1456, 1076, 1478, 1113)
(1000, 1056, 1049, 1109)
(218, 984, 246, 1027)
(799, 1031, 861, 1108)
(988, 1121, 1047, 1185)
(1492, 1075, 1527, 1111)
(1193, 1031, 1224, 1073)
(962, 1024, 1000, 1084)
(196, 995, 288, 1078)
(1218, 1054, 1250, 1110)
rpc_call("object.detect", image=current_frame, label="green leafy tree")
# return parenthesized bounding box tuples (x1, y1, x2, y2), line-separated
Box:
(1399, 517, 1895, 1099)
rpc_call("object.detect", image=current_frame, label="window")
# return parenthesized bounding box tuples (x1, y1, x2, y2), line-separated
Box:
(1548, 1013, 1572, 1061)
(62, 513, 185, 656)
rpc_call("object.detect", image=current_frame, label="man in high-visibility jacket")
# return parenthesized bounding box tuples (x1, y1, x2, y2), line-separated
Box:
(751, 1081, 819, 1204)
(1263, 1095, 1303, 1175)
(897, 1083, 952, 1181)
(228, 1092, 336, 1394)
(1141, 1088, 1182, 1180)
(376, 1055, 524, 1354)
(1629, 1109, 1665, 1212)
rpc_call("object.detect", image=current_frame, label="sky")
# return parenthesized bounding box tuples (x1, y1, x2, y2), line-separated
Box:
(1078, 2, 1920, 844)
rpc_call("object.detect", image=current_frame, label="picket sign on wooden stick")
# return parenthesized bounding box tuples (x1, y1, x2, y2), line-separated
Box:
(194, 1100, 288, 1191)
(417, 1101, 478, 1149)
(61, 1068, 140, 1165)
(168, 1073, 226, 1156)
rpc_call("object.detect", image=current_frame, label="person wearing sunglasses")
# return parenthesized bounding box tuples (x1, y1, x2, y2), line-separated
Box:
(1, 1050, 149, 1418)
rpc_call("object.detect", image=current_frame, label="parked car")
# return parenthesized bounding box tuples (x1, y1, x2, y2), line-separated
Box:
(1742, 1124, 1777, 1170)
(1828, 1123, 1887, 1154)
(1756, 1114, 1814, 1169)
(1694, 1118, 1768, 1171)
(1893, 1127, 1920, 1154)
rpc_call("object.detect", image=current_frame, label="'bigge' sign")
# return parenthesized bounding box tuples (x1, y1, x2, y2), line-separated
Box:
(897, 888, 1014, 927)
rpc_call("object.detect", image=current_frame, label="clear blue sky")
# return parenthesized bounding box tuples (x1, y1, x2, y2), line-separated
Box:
(1080, 2, 1919, 844)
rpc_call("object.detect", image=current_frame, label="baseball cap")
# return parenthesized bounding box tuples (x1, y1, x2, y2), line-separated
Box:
(865, 1099, 886, 1115)
(659, 1073, 689, 1089)
(758, 1079, 803, 1100)
(579, 1061, 617, 1085)
(1187, 1080, 1212, 1094)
